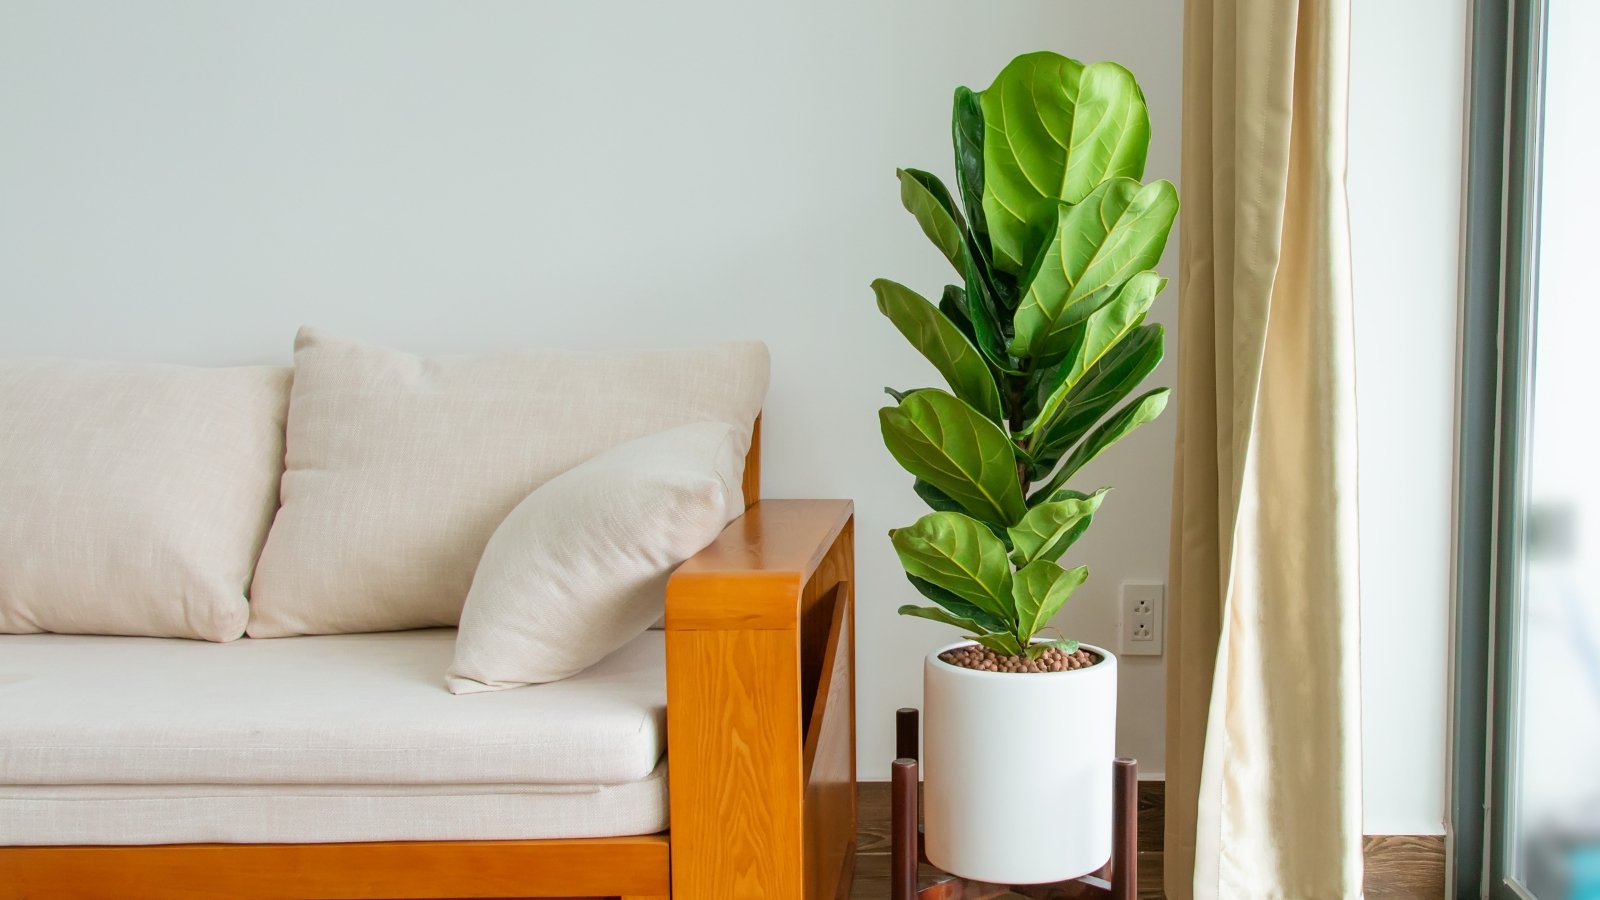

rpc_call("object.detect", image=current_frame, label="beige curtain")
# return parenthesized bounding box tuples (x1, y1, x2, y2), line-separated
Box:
(1164, 1, 1363, 898)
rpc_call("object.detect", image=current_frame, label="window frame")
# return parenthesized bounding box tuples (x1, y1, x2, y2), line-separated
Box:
(1451, 0, 1549, 897)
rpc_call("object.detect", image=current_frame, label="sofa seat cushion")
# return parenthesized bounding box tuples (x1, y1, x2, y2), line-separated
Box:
(0, 629, 665, 787)
(0, 762, 667, 845)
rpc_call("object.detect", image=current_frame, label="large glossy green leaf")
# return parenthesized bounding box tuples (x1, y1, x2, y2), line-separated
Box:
(952, 86, 989, 262)
(939, 284, 971, 330)
(913, 478, 964, 514)
(1031, 388, 1169, 502)
(1008, 488, 1109, 565)
(873, 279, 1003, 422)
(939, 284, 997, 368)
(953, 86, 1027, 328)
(1036, 324, 1165, 467)
(899, 604, 994, 638)
(1032, 485, 1105, 505)
(1058, 272, 1164, 403)
(960, 246, 1018, 372)
(889, 511, 1015, 625)
(972, 632, 1025, 656)
(913, 479, 1013, 549)
(1012, 561, 1089, 643)
(1009, 178, 1178, 363)
(897, 168, 969, 274)
(1020, 346, 1078, 425)
(1021, 271, 1165, 442)
(980, 54, 1152, 273)
(1019, 489, 1101, 552)
(880, 389, 1027, 526)
(906, 575, 1009, 632)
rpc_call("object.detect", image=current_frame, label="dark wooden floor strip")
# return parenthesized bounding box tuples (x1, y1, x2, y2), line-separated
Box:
(1137, 779, 1164, 853)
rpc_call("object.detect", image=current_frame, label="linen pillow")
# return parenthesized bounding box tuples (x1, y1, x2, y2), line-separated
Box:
(248, 328, 768, 637)
(0, 360, 291, 641)
(447, 422, 742, 692)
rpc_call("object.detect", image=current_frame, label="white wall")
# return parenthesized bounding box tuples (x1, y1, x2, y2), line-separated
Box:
(0, 0, 1466, 834)
(0, 0, 1184, 779)
(1348, 0, 1468, 835)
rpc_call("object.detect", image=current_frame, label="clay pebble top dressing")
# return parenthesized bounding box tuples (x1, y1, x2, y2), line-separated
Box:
(938, 644, 1101, 674)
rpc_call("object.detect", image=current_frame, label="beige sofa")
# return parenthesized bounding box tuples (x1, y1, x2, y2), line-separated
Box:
(0, 329, 857, 900)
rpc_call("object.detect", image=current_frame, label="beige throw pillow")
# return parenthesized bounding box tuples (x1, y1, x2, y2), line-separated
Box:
(0, 360, 291, 641)
(248, 328, 768, 637)
(447, 422, 742, 692)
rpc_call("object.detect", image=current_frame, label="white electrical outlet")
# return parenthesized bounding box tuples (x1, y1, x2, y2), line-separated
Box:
(1121, 583, 1165, 656)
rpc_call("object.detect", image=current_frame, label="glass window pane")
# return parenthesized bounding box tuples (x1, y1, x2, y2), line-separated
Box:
(1508, 1, 1600, 896)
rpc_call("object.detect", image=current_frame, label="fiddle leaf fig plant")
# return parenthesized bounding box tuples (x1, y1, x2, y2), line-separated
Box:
(877, 51, 1177, 660)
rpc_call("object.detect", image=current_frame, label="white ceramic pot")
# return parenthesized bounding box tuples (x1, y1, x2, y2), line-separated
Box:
(922, 640, 1118, 885)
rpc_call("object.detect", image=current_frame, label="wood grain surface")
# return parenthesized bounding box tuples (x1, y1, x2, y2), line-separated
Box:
(666, 499, 855, 900)
(742, 414, 760, 506)
(1362, 835, 1448, 898)
(0, 835, 670, 899)
(667, 626, 807, 898)
(803, 584, 857, 900)
(666, 500, 852, 630)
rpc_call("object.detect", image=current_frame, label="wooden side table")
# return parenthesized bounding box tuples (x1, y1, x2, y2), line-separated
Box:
(891, 708, 1139, 900)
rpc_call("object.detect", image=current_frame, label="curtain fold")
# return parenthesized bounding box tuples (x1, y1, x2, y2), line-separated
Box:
(1165, 1, 1364, 898)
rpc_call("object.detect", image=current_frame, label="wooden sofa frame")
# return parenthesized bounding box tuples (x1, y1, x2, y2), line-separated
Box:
(0, 419, 858, 900)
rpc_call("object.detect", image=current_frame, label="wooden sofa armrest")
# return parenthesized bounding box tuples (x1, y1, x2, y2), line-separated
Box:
(665, 500, 856, 900)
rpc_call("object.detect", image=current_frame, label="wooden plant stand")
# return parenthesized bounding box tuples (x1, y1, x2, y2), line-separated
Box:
(891, 708, 1138, 900)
